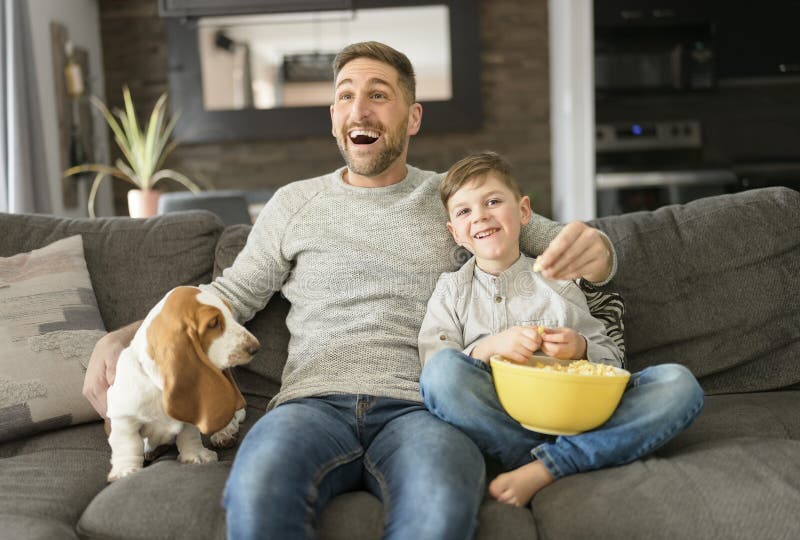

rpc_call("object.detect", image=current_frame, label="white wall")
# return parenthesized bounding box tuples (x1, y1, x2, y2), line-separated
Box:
(27, 0, 113, 217)
(548, 0, 595, 222)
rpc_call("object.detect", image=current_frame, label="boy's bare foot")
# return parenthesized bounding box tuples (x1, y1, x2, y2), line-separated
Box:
(488, 460, 555, 507)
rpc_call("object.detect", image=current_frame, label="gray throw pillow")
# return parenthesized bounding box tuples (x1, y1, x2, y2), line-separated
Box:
(591, 187, 800, 393)
(0, 235, 105, 442)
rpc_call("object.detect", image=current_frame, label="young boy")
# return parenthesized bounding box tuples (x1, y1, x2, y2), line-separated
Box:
(418, 151, 704, 507)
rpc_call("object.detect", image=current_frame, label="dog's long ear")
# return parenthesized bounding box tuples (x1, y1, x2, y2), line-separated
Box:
(153, 336, 241, 435)
(147, 299, 241, 435)
(222, 368, 247, 412)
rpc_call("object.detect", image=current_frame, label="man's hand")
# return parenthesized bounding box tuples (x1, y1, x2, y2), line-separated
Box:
(83, 321, 141, 417)
(536, 222, 613, 283)
(539, 327, 587, 360)
(471, 326, 542, 364)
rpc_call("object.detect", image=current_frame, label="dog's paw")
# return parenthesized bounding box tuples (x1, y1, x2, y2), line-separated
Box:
(209, 411, 244, 449)
(210, 421, 239, 448)
(108, 464, 142, 482)
(210, 429, 238, 449)
(143, 438, 159, 461)
(178, 447, 218, 464)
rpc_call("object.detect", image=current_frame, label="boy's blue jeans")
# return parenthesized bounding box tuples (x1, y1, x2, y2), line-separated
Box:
(420, 349, 705, 479)
(223, 394, 485, 540)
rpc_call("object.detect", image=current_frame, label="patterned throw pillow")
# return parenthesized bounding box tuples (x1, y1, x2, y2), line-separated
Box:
(0, 235, 105, 442)
(579, 279, 626, 367)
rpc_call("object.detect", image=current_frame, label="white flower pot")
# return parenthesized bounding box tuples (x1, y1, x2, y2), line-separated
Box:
(127, 189, 161, 218)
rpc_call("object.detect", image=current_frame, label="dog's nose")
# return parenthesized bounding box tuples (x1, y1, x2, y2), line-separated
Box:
(248, 344, 261, 356)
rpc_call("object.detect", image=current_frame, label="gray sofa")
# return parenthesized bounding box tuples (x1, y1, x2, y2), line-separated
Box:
(1, 186, 798, 540)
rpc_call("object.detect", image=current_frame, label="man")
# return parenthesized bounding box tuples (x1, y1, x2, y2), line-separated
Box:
(84, 42, 616, 539)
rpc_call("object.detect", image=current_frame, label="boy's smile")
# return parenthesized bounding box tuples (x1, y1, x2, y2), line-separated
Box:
(446, 174, 532, 275)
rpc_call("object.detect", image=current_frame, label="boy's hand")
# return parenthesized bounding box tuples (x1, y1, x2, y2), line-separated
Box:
(472, 326, 542, 364)
(539, 327, 587, 360)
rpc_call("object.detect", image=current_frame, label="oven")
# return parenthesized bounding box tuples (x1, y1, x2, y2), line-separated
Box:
(594, 119, 737, 216)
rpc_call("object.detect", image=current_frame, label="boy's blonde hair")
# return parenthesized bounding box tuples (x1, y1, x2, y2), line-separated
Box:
(439, 151, 522, 210)
(333, 41, 416, 105)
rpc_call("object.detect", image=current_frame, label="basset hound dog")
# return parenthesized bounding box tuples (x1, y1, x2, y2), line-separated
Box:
(106, 286, 260, 482)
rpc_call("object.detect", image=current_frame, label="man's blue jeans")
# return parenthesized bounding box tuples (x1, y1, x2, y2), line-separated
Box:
(223, 395, 485, 540)
(420, 350, 704, 479)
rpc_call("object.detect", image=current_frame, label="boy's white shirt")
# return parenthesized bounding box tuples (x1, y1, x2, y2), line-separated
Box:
(418, 254, 623, 367)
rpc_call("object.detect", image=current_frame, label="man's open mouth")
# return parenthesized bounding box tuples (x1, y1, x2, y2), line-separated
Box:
(474, 228, 499, 239)
(348, 129, 380, 145)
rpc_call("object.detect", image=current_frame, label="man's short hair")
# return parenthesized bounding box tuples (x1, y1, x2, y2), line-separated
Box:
(440, 151, 523, 210)
(333, 41, 416, 104)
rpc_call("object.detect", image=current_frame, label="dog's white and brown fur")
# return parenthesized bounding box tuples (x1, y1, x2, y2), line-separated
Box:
(106, 286, 259, 482)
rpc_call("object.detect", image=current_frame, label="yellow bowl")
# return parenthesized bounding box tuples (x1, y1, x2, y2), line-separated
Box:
(490, 355, 630, 436)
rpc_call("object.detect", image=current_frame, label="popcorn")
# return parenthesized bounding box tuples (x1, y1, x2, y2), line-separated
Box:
(532, 359, 619, 376)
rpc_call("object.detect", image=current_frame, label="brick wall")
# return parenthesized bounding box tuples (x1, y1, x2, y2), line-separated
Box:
(98, 0, 553, 216)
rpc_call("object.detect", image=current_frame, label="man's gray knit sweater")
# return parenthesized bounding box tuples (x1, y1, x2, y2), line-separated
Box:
(204, 165, 564, 408)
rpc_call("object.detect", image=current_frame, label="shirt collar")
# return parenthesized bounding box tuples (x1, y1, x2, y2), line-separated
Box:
(473, 254, 535, 288)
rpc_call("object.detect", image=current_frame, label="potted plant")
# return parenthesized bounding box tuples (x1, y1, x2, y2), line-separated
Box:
(64, 86, 202, 217)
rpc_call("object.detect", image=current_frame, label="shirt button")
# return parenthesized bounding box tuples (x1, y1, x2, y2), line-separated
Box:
(439, 334, 447, 341)
(495, 296, 503, 303)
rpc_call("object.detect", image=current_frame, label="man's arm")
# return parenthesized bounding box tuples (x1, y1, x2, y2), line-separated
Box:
(418, 276, 465, 366)
(521, 217, 616, 284)
(83, 320, 141, 417)
(201, 189, 292, 323)
(537, 222, 615, 284)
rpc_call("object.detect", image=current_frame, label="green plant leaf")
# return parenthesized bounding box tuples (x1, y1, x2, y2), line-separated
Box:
(153, 109, 178, 171)
(114, 159, 141, 185)
(90, 96, 129, 157)
(86, 172, 108, 218)
(122, 87, 143, 169)
(155, 139, 178, 171)
(64, 163, 133, 185)
(142, 93, 168, 185)
(115, 109, 144, 179)
(73, 86, 198, 214)
(150, 169, 202, 193)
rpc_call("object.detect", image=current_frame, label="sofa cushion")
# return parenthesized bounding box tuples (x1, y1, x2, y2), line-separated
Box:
(0, 422, 109, 539)
(0, 235, 105, 442)
(532, 436, 800, 539)
(657, 390, 800, 453)
(76, 400, 264, 540)
(214, 224, 289, 393)
(0, 211, 224, 331)
(591, 187, 800, 394)
(78, 460, 231, 540)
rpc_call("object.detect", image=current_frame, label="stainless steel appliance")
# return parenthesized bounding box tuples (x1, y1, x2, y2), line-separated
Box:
(595, 120, 737, 216)
(594, 26, 714, 92)
(594, 1, 714, 93)
(592, 2, 800, 216)
(594, 0, 800, 85)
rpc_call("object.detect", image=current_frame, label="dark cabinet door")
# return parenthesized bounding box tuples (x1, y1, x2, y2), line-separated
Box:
(594, 0, 710, 28)
(714, 0, 800, 78)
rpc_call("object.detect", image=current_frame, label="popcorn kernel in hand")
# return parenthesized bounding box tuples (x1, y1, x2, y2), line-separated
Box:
(537, 325, 546, 335)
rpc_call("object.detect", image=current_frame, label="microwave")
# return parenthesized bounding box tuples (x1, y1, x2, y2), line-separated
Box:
(595, 24, 715, 92)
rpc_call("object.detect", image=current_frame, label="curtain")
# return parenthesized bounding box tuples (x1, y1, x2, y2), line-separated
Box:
(1, 0, 51, 213)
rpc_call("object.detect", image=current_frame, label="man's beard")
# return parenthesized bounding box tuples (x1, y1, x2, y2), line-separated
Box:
(336, 118, 408, 177)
